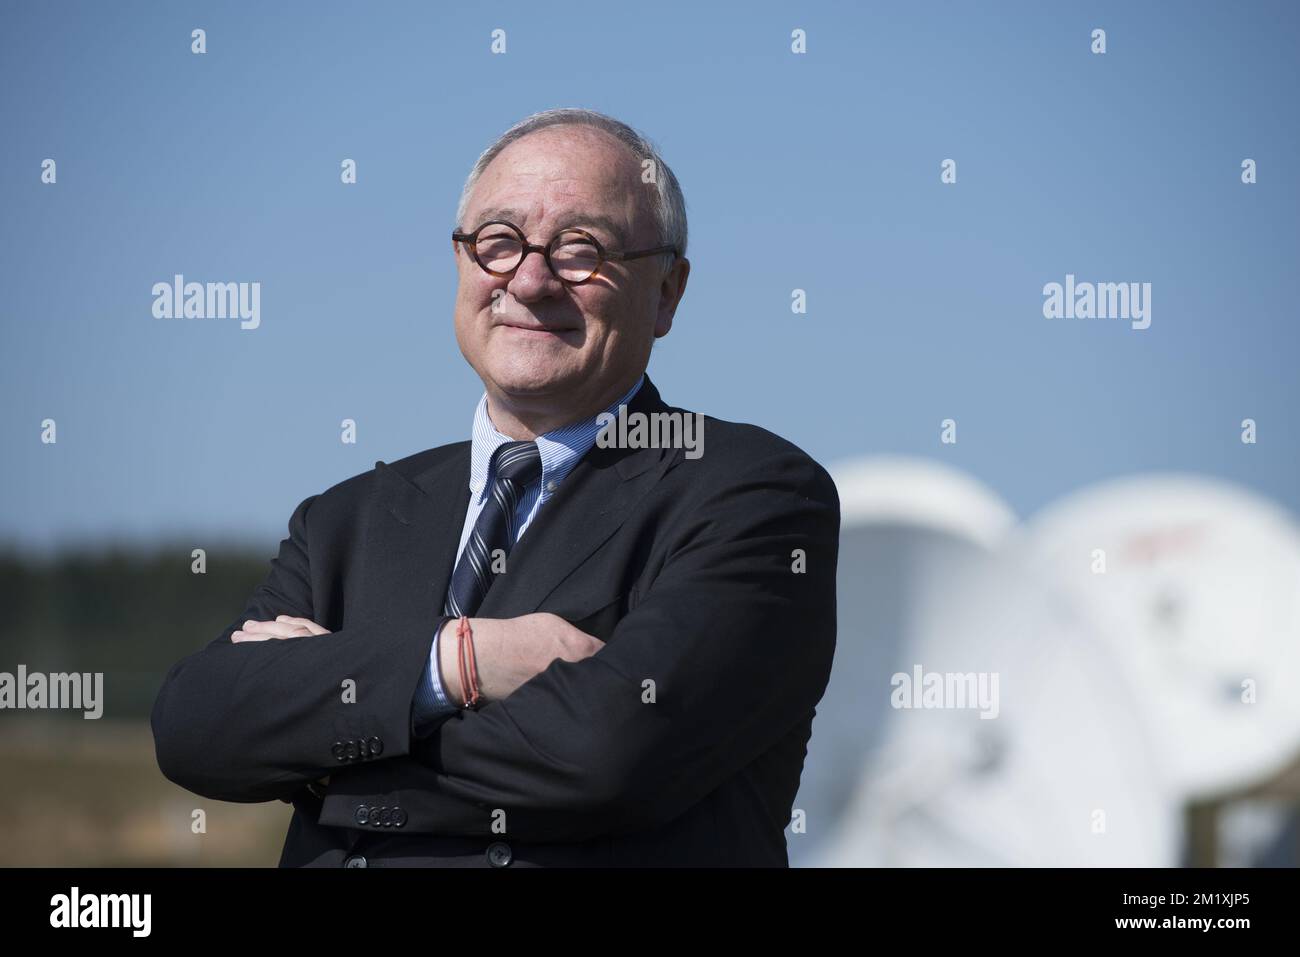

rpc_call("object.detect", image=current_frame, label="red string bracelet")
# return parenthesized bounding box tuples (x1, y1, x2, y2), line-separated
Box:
(460, 616, 475, 707)
(456, 616, 482, 710)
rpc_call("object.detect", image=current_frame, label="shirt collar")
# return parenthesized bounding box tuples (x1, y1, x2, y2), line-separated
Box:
(467, 374, 646, 501)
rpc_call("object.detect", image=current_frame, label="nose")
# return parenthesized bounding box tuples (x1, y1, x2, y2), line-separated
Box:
(506, 245, 565, 302)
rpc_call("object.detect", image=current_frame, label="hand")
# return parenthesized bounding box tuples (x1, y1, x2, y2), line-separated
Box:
(439, 613, 604, 706)
(231, 615, 332, 642)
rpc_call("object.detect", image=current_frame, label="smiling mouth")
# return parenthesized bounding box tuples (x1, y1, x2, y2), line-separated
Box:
(497, 320, 577, 336)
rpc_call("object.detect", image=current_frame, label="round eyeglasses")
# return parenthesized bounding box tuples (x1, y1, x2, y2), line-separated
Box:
(451, 220, 679, 285)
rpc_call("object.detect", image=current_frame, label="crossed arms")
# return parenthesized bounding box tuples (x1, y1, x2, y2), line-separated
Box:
(150, 447, 839, 843)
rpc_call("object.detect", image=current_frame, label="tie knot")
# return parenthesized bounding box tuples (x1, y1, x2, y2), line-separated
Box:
(490, 440, 542, 487)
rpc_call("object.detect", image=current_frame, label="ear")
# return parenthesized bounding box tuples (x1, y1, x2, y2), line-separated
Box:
(653, 257, 690, 339)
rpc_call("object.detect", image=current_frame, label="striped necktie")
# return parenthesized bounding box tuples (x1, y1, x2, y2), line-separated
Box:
(444, 440, 543, 618)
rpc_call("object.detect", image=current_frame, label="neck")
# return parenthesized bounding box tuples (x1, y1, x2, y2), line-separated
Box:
(485, 373, 642, 440)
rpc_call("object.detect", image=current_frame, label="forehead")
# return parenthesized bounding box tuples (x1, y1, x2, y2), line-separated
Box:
(466, 127, 649, 236)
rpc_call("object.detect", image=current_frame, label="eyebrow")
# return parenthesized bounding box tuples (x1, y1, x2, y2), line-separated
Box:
(472, 207, 629, 244)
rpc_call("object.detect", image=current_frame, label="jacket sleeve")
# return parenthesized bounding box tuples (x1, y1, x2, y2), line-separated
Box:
(150, 493, 436, 804)
(324, 448, 840, 843)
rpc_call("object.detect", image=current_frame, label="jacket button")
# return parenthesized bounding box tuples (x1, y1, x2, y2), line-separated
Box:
(367, 736, 384, 757)
(343, 855, 367, 868)
(332, 742, 347, 762)
(354, 805, 370, 826)
(391, 807, 407, 828)
(486, 842, 512, 868)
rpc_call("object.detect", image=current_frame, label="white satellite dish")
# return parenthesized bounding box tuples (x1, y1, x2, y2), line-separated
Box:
(812, 544, 1177, 866)
(790, 457, 1016, 866)
(1020, 473, 1300, 798)
(832, 455, 1017, 549)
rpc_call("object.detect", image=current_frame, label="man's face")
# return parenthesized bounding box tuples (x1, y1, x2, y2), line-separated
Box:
(453, 126, 688, 424)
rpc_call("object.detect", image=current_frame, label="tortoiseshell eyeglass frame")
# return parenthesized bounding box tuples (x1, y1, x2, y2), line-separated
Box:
(451, 219, 679, 285)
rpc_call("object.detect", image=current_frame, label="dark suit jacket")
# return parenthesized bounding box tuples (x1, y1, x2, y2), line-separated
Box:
(151, 377, 839, 867)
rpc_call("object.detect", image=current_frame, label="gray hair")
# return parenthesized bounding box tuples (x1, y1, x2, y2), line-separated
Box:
(455, 108, 687, 271)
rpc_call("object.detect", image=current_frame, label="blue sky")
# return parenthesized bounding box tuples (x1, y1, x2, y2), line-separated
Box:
(2, 0, 1297, 551)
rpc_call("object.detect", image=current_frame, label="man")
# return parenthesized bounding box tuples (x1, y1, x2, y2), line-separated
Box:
(151, 108, 840, 867)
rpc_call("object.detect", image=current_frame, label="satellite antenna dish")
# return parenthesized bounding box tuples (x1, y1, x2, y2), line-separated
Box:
(1020, 473, 1300, 798)
(811, 543, 1177, 866)
(832, 455, 1016, 549)
(790, 456, 1016, 866)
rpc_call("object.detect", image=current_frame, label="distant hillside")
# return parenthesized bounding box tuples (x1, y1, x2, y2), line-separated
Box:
(0, 546, 275, 719)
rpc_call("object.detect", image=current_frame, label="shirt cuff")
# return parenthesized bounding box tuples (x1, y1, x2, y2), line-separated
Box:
(411, 617, 458, 736)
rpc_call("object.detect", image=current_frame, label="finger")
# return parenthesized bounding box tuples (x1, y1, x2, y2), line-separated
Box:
(239, 618, 280, 632)
(234, 628, 304, 641)
(275, 615, 331, 636)
(274, 615, 331, 636)
(231, 630, 275, 642)
(241, 619, 307, 638)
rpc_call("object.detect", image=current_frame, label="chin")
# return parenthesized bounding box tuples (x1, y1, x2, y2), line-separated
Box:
(484, 356, 580, 398)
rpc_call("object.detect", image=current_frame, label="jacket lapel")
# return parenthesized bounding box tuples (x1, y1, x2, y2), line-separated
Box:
(366, 443, 471, 631)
